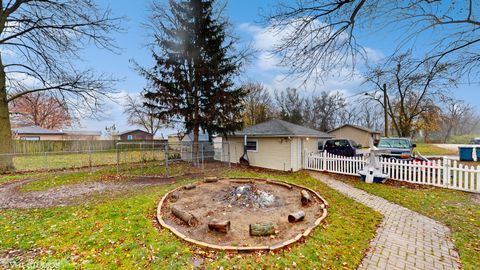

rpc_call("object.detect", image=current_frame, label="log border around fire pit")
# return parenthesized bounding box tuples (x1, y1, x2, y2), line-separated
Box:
(156, 177, 329, 252)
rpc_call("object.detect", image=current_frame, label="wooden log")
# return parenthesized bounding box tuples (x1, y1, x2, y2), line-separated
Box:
(288, 211, 306, 223)
(204, 176, 218, 183)
(184, 184, 196, 190)
(249, 223, 275, 236)
(266, 179, 292, 189)
(171, 205, 198, 226)
(208, 219, 231, 233)
(301, 190, 312, 206)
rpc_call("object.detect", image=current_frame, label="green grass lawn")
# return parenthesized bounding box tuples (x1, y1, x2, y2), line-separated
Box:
(334, 175, 480, 270)
(11, 150, 163, 172)
(415, 143, 458, 156)
(0, 167, 382, 269)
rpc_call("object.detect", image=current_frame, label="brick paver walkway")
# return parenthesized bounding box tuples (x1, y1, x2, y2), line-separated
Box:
(309, 172, 461, 270)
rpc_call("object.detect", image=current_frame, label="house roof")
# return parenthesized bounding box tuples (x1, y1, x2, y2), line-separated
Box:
(118, 129, 152, 136)
(231, 119, 332, 138)
(63, 130, 102, 136)
(328, 124, 381, 134)
(182, 131, 210, 142)
(12, 125, 65, 135)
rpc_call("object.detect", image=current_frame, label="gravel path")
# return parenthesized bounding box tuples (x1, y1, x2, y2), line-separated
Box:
(0, 177, 175, 209)
(309, 172, 461, 270)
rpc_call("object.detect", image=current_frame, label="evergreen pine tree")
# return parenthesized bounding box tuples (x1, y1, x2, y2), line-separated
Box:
(137, 0, 246, 161)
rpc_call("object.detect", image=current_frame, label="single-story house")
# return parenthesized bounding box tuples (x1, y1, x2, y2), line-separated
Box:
(181, 131, 210, 143)
(12, 125, 101, 140)
(118, 129, 153, 141)
(224, 119, 333, 172)
(328, 124, 381, 147)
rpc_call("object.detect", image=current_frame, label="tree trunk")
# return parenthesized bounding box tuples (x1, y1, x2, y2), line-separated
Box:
(0, 54, 14, 172)
(193, 122, 199, 166)
(249, 223, 275, 236)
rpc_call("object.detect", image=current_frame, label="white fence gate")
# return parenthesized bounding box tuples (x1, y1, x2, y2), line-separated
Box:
(304, 151, 480, 193)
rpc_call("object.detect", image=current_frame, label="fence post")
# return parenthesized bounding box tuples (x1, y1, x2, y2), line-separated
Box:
(44, 151, 48, 171)
(164, 143, 169, 177)
(140, 142, 144, 175)
(116, 143, 120, 175)
(322, 151, 327, 171)
(88, 141, 92, 172)
(443, 157, 449, 188)
(201, 143, 205, 170)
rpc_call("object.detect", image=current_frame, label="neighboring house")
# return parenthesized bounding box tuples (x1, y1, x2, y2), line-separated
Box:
(328, 124, 381, 147)
(224, 119, 333, 172)
(181, 131, 210, 143)
(118, 129, 153, 141)
(167, 133, 184, 144)
(61, 130, 102, 140)
(12, 125, 101, 140)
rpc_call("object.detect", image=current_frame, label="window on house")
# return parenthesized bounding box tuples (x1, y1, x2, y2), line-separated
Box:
(317, 140, 324, 151)
(246, 140, 257, 151)
(127, 135, 133, 140)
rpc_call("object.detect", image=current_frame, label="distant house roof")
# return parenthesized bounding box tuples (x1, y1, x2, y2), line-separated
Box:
(118, 129, 152, 136)
(182, 131, 210, 142)
(231, 119, 332, 138)
(63, 130, 102, 136)
(12, 125, 64, 135)
(328, 124, 381, 134)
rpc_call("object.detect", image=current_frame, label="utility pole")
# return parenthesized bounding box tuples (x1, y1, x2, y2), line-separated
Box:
(383, 83, 388, 137)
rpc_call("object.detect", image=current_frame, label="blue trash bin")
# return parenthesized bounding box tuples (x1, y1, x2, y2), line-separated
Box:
(476, 147, 480, 161)
(458, 147, 474, 161)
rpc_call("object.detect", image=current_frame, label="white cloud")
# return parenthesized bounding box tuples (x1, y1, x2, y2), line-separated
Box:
(239, 21, 379, 97)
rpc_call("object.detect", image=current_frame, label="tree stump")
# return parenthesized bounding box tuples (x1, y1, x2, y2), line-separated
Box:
(171, 205, 198, 226)
(288, 211, 305, 223)
(249, 223, 275, 236)
(301, 190, 312, 206)
(208, 219, 231, 233)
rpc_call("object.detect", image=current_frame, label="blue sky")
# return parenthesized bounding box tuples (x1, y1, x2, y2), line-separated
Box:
(76, 0, 480, 136)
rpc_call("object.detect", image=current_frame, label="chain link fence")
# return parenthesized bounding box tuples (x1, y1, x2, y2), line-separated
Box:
(0, 140, 230, 174)
(116, 141, 231, 177)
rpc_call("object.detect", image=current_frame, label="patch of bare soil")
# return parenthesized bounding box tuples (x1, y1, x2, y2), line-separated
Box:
(160, 179, 325, 248)
(0, 176, 176, 209)
(326, 172, 433, 189)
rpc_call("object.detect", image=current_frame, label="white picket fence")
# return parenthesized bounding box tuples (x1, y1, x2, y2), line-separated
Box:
(304, 151, 480, 193)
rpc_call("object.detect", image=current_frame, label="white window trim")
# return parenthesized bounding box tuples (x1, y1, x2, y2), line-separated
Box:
(246, 139, 258, 152)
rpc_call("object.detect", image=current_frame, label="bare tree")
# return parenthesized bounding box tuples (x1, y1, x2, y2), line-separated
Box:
(267, 1, 480, 79)
(241, 82, 274, 127)
(0, 0, 120, 170)
(123, 94, 168, 136)
(274, 87, 304, 125)
(9, 92, 73, 129)
(303, 91, 346, 131)
(365, 53, 456, 137)
(440, 97, 480, 142)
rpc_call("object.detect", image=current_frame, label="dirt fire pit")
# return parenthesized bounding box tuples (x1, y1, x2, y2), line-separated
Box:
(156, 177, 328, 251)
